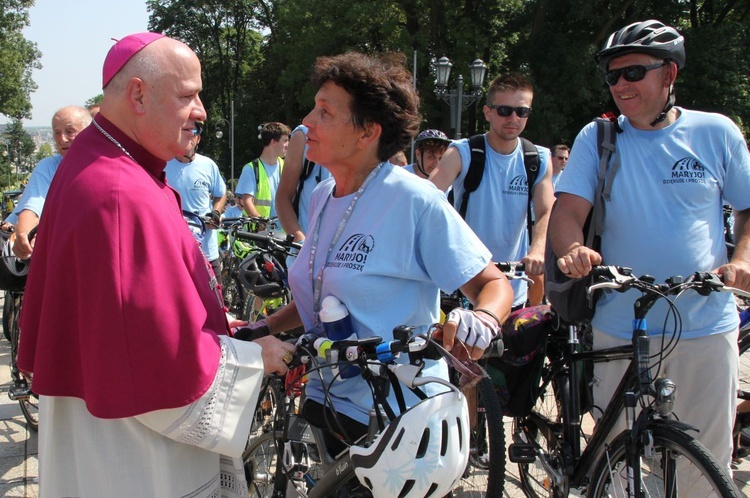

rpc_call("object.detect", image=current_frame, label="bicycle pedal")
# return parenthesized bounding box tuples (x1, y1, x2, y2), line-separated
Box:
(508, 443, 537, 463)
(8, 385, 31, 401)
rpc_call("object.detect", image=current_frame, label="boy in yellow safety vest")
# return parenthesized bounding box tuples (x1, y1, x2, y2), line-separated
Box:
(235, 122, 291, 219)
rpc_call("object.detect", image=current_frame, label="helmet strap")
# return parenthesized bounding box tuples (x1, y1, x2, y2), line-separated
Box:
(650, 84, 675, 127)
(650, 63, 677, 127)
(416, 150, 428, 178)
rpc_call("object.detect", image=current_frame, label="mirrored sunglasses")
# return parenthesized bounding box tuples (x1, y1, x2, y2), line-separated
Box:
(490, 105, 532, 118)
(604, 61, 667, 86)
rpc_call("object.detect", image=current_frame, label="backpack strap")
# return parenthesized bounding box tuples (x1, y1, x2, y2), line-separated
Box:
(252, 159, 261, 194)
(456, 134, 487, 218)
(456, 135, 540, 248)
(292, 158, 317, 216)
(520, 137, 540, 245)
(587, 118, 619, 249)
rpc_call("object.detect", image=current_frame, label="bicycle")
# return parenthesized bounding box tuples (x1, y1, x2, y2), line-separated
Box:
(217, 216, 292, 320)
(733, 309, 750, 461)
(242, 325, 503, 497)
(510, 266, 743, 497)
(434, 261, 536, 495)
(232, 229, 300, 324)
(0, 227, 39, 431)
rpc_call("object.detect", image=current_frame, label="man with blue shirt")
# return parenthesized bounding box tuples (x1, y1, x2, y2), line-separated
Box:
(236, 122, 290, 222)
(9, 106, 92, 259)
(549, 20, 750, 470)
(165, 133, 226, 275)
(276, 124, 331, 243)
(430, 73, 555, 308)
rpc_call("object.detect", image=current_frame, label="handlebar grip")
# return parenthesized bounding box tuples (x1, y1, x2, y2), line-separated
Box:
(235, 230, 272, 244)
(495, 261, 525, 273)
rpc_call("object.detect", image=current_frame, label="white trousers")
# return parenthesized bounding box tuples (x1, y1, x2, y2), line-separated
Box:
(593, 328, 739, 472)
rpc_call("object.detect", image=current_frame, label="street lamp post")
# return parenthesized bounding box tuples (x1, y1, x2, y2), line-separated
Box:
(434, 57, 488, 139)
(214, 100, 236, 190)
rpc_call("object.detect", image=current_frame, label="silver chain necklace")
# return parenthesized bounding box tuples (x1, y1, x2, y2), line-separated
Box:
(93, 119, 134, 161)
(93, 118, 225, 310)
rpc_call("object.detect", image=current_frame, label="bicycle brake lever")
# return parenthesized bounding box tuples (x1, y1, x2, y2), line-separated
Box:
(690, 271, 724, 296)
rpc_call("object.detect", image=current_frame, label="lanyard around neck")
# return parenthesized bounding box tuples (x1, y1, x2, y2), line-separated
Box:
(308, 164, 383, 326)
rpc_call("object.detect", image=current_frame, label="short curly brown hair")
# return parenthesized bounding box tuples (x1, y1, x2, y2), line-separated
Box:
(311, 51, 421, 162)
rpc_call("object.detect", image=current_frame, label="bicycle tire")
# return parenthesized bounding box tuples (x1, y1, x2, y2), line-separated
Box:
(588, 422, 741, 498)
(242, 430, 345, 498)
(737, 329, 750, 450)
(248, 377, 285, 442)
(514, 374, 569, 498)
(19, 394, 39, 432)
(3, 291, 11, 341)
(221, 265, 244, 317)
(8, 293, 38, 431)
(243, 431, 282, 498)
(456, 376, 505, 496)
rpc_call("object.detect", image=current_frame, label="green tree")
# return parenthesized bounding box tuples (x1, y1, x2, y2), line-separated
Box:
(35, 142, 53, 162)
(0, 0, 42, 120)
(147, 0, 750, 160)
(147, 0, 265, 178)
(85, 94, 103, 107)
(1, 119, 34, 187)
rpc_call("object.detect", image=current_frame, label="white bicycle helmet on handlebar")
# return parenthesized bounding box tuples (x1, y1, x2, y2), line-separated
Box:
(349, 390, 470, 498)
(0, 231, 30, 291)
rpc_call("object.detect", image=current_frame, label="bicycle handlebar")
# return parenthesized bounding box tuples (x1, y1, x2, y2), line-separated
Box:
(293, 325, 483, 391)
(220, 216, 271, 227)
(234, 230, 302, 254)
(587, 265, 750, 299)
(495, 261, 534, 284)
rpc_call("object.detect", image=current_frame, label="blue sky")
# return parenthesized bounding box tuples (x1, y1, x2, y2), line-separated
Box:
(2, 0, 150, 126)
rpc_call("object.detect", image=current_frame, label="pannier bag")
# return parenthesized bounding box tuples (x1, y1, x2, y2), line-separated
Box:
(487, 305, 554, 417)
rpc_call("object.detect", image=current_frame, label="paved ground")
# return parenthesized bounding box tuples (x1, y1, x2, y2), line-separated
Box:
(1, 294, 748, 496)
(0, 333, 38, 498)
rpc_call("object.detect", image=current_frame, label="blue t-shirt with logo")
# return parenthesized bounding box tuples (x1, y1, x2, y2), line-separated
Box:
(165, 153, 226, 261)
(449, 136, 551, 306)
(288, 163, 491, 423)
(557, 109, 750, 339)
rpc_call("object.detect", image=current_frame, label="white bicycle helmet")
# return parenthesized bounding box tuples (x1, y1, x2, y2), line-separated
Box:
(0, 232, 30, 291)
(349, 390, 470, 498)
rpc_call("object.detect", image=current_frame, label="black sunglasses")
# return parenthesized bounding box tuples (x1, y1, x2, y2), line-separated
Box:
(604, 61, 667, 86)
(489, 105, 532, 118)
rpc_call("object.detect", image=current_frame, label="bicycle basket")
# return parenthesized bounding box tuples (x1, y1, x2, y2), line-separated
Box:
(486, 304, 554, 417)
(0, 230, 29, 291)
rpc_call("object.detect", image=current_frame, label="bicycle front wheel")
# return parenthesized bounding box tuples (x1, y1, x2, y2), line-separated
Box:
(455, 377, 506, 496)
(8, 293, 39, 432)
(588, 422, 740, 498)
(513, 375, 569, 498)
(243, 431, 282, 498)
(737, 328, 750, 451)
(19, 393, 39, 431)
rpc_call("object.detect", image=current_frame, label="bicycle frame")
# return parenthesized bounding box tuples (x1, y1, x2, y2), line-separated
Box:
(528, 326, 634, 488)
(520, 267, 741, 497)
